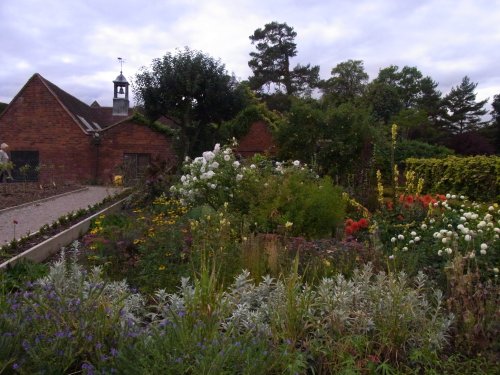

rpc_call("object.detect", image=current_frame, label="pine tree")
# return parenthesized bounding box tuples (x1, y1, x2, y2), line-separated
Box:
(441, 76, 488, 134)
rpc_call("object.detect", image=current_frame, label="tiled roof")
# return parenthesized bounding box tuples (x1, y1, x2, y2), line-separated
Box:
(37, 74, 133, 134)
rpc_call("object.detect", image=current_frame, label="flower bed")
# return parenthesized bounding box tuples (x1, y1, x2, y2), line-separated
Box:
(1, 144, 499, 373)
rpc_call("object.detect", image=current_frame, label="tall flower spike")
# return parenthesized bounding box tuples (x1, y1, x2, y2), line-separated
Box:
(391, 123, 398, 147)
(376, 170, 384, 206)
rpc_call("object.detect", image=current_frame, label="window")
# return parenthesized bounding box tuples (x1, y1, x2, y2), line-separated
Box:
(10, 151, 39, 181)
(123, 153, 150, 184)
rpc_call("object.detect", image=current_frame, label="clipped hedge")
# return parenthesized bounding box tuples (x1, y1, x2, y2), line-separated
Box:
(405, 156, 500, 201)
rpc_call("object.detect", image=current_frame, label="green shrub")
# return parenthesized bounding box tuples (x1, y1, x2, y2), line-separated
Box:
(406, 156, 500, 201)
(248, 173, 346, 238)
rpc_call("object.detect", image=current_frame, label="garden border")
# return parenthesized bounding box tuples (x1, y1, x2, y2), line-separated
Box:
(0, 196, 128, 270)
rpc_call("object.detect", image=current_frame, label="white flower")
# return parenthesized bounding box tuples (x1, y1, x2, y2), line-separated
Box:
(398, 234, 404, 240)
(414, 236, 420, 242)
(469, 252, 475, 259)
(209, 183, 217, 189)
(477, 221, 486, 228)
(480, 249, 487, 255)
(445, 247, 453, 254)
(446, 193, 451, 199)
(442, 238, 448, 244)
(293, 160, 300, 167)
(232, 161, 240, 168)
(460, 195, 465, 200)
(389, 255, 395, 260)
(203, 151, 215, 161)
(409, 240, 414, 244)
(437, 250, 443, 256)
(480, 243, 488, 250)
(421, 223, 427, 230)
(250, 164, 256, 169)
(493, 268, 499, 274)
(451, 194, 456, 199)
(224, 155, 230, 161)
(464, 234, 472, 242)
(210, 161, 219, 170)
(391, 237, 396, 243)
(202, 170, 215, 179)
(410, 231, 417, 237)
(213, 143, 220, 153)
(429, 218, 435, 224)
(471, 213, 478, 220)
(402, 246, 408, 251)
(236, 174, 243, 181)
(488, 206, 494, 211)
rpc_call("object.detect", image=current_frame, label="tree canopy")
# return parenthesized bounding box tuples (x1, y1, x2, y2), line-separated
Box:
(248, 21, 320, 98)
(321, 59, 369, 105)
(134, 48, 247, 157)
(440, 76, 488, 134)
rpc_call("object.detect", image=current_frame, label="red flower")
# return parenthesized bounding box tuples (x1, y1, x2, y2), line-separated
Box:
(13, 220, 18, 225)
(386, 201, 393, 210)
(358, 218, 369, 228)
(345, 226, 354, 235)
(350, 222, 360, 231)
(345, 218, 354, 226)
(397, 214, 405, 221)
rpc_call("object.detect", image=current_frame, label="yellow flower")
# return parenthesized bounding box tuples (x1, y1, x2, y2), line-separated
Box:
(323, 259, 331, 267)
(158, 265, 166, 271)
(113, 175, 123, 186)
(285, 221, 293, 229)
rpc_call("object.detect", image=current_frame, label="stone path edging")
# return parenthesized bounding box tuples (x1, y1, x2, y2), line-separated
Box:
(0, 197, 128, 270)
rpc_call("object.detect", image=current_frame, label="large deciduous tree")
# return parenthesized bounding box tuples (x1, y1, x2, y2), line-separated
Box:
(134, 48, 246, 158)
(248, 21, 320, 98)
(441, 76, 488, 134)
(321, 59, 369, 105)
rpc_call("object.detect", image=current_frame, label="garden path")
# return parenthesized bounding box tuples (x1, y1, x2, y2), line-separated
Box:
(0, 186, 123, 246)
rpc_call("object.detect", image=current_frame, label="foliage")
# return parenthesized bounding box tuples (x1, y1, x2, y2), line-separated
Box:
(405, 155, 500, 201)
(246, 172, 346, 238)
(134, 47, 247, 158)
(0, 246, 144, 373)
(440, 76, 488, 135)
(320, 59, 369, 106)
(0, 260, 48, 295)
(276, 99, 374, 181)
(218, 100, 281, 141)
(248, 21, 320, 98)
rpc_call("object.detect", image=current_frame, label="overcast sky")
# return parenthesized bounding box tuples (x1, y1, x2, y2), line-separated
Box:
(1, 0, 499, 113)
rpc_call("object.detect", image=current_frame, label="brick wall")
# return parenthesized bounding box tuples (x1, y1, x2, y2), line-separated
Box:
(236, 121, 277, 157)
(0, 76, 95, 184)
(98, 121, 177, 183)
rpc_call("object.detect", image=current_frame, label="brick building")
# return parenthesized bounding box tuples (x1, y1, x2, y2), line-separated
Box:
(0, 72, 176, 184)
(235, 120, 277, 157)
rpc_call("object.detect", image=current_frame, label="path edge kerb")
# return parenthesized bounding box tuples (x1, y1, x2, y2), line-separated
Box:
(0, 197, 128, 270)
(0, 187, 89, 214)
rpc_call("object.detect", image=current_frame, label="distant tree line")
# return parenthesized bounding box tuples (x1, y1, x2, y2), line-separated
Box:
(133, 21, 499, 182)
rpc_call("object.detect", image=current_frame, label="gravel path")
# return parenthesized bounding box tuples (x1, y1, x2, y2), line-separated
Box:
(0, 186, 124, 246)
